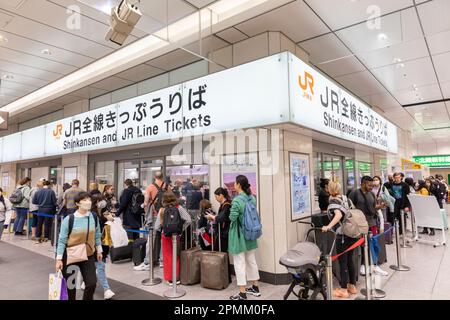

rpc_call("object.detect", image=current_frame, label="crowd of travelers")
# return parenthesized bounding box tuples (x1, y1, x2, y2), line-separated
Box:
(318, 173, 448, 298)
(0, 172, 262, 301)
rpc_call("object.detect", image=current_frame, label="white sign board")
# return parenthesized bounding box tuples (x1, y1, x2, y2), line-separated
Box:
(408, 194, 445, 229)
(288, 53, 398, 153)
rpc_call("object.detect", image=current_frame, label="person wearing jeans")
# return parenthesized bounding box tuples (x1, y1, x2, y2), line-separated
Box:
(32, 180, 57, 243)
(0, 188, 12, 240)
(12, 177, 31, 235)
(229, 175, 261, 301)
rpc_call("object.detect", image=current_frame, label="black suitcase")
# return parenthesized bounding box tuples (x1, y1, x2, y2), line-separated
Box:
(132, 238, 147, 266)
(110, 243, 133, 263)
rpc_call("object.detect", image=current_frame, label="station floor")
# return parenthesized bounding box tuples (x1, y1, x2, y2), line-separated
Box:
(1, 209, 449, 300)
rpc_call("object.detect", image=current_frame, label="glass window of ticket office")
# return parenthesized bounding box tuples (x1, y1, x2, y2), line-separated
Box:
(117, 158, 164, 195)
(314, 153, 356, 196)
(356, 161, 373, 187)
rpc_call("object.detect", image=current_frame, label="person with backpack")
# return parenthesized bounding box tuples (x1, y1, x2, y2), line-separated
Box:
(322, 181, 359, 298)
(32, 180, 58, 243)
(116, 179, 143, 240)
(0, 188, 13, 240)
(229, 175, 262, 301)
(90, 193, 115, 300)
(10, 177, 31, 235)
(349, 176, 388, 277)
(144, 171, 170, 266)
(55, 192, 103, 300)
(154, 192, 191, 285)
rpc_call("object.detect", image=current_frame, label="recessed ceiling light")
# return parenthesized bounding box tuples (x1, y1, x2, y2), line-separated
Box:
(0, 34, 8, 43)
(41, 49, 52, 55)
(396, 63, 405, 69)
(377, 33, 388, 41)
(2, 74, 13, 80)
(393, 58, 402, 63)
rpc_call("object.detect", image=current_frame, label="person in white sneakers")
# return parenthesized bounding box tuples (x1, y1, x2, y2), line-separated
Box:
(349, 176, 389, 277)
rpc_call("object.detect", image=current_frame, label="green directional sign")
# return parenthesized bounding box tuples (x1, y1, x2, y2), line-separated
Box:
(413, 155, 450, 168)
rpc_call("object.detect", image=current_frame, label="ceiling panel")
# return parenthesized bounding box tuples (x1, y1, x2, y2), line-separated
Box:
(0, 79, 38, 92)
(441, 82, 450, 99)
(405, 102, 450, 129)
(0, 70, 49, 88)
(427, 128, 450, 140)
(3, 15, 112, 59)
(392, 83, 442, 105)
(215, 27, 248, 44)
(147, 48, 201, 72)
(371, 57, 438, 93)
(138, 0, 197, 26)
(0, 30, 94, 67)
(425, 29, 450, 56)
(0, 46, 76, 74)
(305, 0, 413, 31)
(417, 0, 450, 36)
(236, 1, 329, 43)
(0, 59, 62, 82)
(357, 37, 429, 70)
(317, 56, 365, 78)
(432, 51, 450, 83)
(335, 70, 387, 97)
(69, 86, 109, 99)
(299, 33, 352, 65)
(361, 92, 402, 110)
(50, 94, 84, 105)
(336, 8, 422, 55)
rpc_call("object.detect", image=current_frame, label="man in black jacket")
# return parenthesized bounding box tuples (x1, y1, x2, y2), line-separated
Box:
(116, 179, 142, 240)
(33, 180, 57, 243)
(388, 172, 410, 235)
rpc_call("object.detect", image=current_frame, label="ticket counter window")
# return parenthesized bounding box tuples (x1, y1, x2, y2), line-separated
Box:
(118, 161, 139, 196)
(95, 161, 115, 193)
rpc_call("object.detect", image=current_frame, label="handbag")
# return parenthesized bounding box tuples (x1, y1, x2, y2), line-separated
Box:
(66, 215, 91, 265)
(48, 271, 68, 300)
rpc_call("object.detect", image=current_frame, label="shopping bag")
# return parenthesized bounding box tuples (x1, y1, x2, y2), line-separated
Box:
(48, 271, 68, 300)
(106, 217, 129, 248)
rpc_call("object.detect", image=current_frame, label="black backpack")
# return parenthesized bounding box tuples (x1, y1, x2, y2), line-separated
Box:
(162, 205, 183, 237)
(151, 182, 166, 212)
(131, 190, 145, 215)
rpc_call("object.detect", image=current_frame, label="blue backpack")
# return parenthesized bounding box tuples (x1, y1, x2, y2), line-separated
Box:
(238, 195, 262, 241)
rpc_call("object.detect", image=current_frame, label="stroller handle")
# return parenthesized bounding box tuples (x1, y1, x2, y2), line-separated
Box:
(305, 227, 337, 256)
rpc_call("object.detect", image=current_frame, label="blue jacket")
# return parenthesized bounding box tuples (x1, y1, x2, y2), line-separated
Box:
(32, 188, 57, 212)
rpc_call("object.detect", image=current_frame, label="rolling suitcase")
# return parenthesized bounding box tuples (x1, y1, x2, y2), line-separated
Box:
(110, 243, 133, 263)
(132, 238, 147, 266)
(180, 226, 202, 285)
(200, 224, 230, 290)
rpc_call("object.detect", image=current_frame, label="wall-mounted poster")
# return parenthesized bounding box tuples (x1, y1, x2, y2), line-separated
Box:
(290, 152, 312, 221)
(221, 153, 258, 202)
(64, 167, 77, 185)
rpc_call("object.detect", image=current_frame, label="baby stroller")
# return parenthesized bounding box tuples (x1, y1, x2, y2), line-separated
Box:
(279, 228, 336, 300)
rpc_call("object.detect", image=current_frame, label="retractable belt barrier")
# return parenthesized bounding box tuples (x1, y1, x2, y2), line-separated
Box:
(34, 212, 56, 219)
(331, 237, 365, 262)
(125, 229, 149, 235)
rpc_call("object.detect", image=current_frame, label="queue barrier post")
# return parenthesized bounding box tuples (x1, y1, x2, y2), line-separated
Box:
(325, 254, 333, 300)
(164, 234, 186, 299)
(390, 219, 411, 272)
(400, 210, 413, 248)
(355, 233, 372, 300)
(360, 232, 386, 299)
(142, 227, 162, 286)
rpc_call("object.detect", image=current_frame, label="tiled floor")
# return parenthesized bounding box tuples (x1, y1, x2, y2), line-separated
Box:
(1, 210, 449, 300)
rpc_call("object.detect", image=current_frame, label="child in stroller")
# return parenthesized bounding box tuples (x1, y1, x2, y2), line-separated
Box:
(279, 227, 336, 300)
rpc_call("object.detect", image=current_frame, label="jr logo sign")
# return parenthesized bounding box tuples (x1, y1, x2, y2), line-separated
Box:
(53, 124, 63, 139)
(298, 71, 314, 101)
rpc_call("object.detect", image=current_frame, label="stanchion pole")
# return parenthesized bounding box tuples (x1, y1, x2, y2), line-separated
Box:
(53, 214, 58, 258)
(164, 234, 186, 298)
(400, 210, 412, 248)
(356, 234, 372, 300)
(361, 233, 386, 299)
(325, 254, 333, 300)
(142, 227, 162, 286)
(26, 212, 30, 240)
(390, 219, 411, 271)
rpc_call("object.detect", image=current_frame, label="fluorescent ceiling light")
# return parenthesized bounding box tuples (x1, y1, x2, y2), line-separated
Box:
(1, 0, 275, 115)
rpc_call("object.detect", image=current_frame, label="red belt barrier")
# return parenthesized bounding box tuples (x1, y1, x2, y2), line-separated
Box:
(331, 237, 365, 262)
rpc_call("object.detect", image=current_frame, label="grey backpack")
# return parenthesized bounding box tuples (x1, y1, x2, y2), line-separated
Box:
(327, 196, 369, 238)
(9, 186, 24, 205)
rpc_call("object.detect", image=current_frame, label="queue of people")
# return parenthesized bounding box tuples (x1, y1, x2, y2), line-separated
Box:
(322, 172, 448, 299)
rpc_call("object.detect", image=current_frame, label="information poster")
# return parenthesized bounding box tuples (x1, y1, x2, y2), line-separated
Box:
(221, 153, 258, 202)
(290, 153, 312, 220)
(64, 167, 77, 185)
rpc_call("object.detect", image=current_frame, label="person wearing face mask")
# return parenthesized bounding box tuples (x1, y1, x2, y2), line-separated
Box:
(56, 192, 103, 300)
(371, 176, 386, 231)
(90, 193, 115, 300)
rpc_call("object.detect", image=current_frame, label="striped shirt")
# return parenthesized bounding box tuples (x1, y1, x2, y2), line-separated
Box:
(63, 187, 83, 209)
